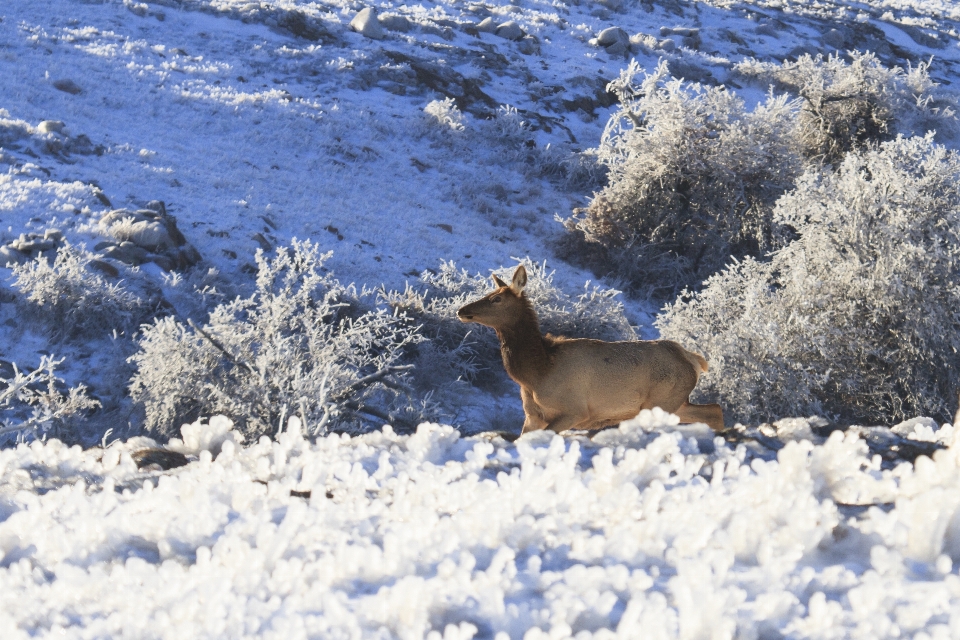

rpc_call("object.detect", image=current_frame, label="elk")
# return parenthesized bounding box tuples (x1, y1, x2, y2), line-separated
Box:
(457, 265, 724, 434)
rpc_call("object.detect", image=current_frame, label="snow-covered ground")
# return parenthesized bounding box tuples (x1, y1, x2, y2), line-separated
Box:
(3, 0, 960, 636)
(2, 413, 960, 638)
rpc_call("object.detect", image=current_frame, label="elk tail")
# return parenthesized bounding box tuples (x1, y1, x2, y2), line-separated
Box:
(683, 350, 709, 377)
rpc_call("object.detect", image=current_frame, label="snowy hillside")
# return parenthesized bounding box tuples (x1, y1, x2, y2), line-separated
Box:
(2, 0, 960, 636)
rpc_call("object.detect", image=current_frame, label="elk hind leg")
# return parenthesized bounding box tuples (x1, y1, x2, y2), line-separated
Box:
(676, 402, 725, 431)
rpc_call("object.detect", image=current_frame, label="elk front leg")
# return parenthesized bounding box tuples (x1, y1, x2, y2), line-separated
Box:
(520, 387, 548, 434)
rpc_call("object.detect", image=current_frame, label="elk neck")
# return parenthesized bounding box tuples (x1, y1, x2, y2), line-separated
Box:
(494, 298, 551, 387)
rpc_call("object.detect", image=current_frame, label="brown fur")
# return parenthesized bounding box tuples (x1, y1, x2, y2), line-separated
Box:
(457, 265, 725, 433)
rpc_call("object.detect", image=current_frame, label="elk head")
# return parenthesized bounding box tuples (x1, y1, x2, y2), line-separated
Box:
(457, 265, 528, 329)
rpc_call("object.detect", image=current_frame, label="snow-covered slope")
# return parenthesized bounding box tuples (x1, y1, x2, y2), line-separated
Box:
(3, 0, 960, 636)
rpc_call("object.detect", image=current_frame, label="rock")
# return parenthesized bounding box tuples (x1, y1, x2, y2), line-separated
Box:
(112, 220, 175, 252)
(785, 45, 818, 61)
(821, 28, 846, 49)
(99, 205, 200, 270)
(132, 448, 189, 470)
(278, 10, 327, 41)
(103, 242, 149, 265)
(351, 8, 384, 40)
(0, 245, 28, 266)
(596, 0, 624, 11)
(518, 35, 540, 55)
(12, 237, 56, 254)
(895, 23, 946, 49)
(476, 17, 497, 33)
(660, 26, 699, 37)
(144, 200, 166, 214)
(495, 21, 524, 41)
(65, 134, 100, 156)
(755, 23, 778, 37)
(378, 14, 410, 32)
(658, 38, 676, 51)
(605, 40, 628, 57)
(52, 79, 82, 95)
(173, 245, 202, 268)
(252, 232, 273, 252)
(597, 26, 630, 48)
(43, 229, 63, 242)
(87, 259, 119, 278)
(682, 33, 701, 50)
(383, 50, 497, 116)
(37, 120, 66, 134)
(149, 255, 175, 271)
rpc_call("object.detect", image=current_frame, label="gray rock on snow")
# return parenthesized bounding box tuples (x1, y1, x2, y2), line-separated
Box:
(495, 21, 524, 41)
(98, 203, 201, 270)
(660, 26, 699, 37)
(0, 229, 66, 266)
(476, 17, 497, 33)
(517, 35, 540, 55)
(821, 28, 847, 50)
(351, 8, 384, 40)
(659, 26, 701, 50)
(597, 26, 630, 48)
(596, 0, 624, 11)
(378, 14, 411, 32)
(37, 120, 66, 134)
(605, 40, 628, 57)
(0, 245, 29, 266)
(52, 79, 82, 95)
(755, 23, 778, 38)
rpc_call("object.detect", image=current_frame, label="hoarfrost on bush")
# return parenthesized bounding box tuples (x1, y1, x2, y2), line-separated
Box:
(11, 243, 153, 339)
(565, 60, 804, 294)
(130, 240, 429, 441)
(658, 134, 960, 425)
(0, 355, 99, 445)
(423, 97, 466, 132)
(736, 52, 959, 164)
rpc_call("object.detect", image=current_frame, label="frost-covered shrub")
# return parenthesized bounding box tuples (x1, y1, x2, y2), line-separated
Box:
(736, 52, 958, 165)
(0, 356, 100, 445)
(565, 60, 803, 295)
(11, 244, 154, 340)
(130, 241, 429, 441)
(423, 97, 466, 132)
(657, 135, 960, 425)
(381, 259, 636, 390)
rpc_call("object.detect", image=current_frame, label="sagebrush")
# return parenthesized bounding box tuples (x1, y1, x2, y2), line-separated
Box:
(130, 241, 431, 441)
(657, 135, 960, 425)
(564, 60, 803, 296)
(736, 51, 958, 165)
(12, 243, 155, 339)
(0, 356, 100, 446)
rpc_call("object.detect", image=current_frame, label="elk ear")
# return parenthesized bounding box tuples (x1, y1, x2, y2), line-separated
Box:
(492, 273, 509, 289)
(510, 265, 527, 294)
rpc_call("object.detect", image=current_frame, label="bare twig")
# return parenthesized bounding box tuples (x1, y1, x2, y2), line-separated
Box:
(332, 364, 414, 401)
(187, 318, 258, 377)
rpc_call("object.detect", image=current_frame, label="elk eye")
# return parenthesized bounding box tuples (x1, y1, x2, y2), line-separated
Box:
(491, 295, 502, 303)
